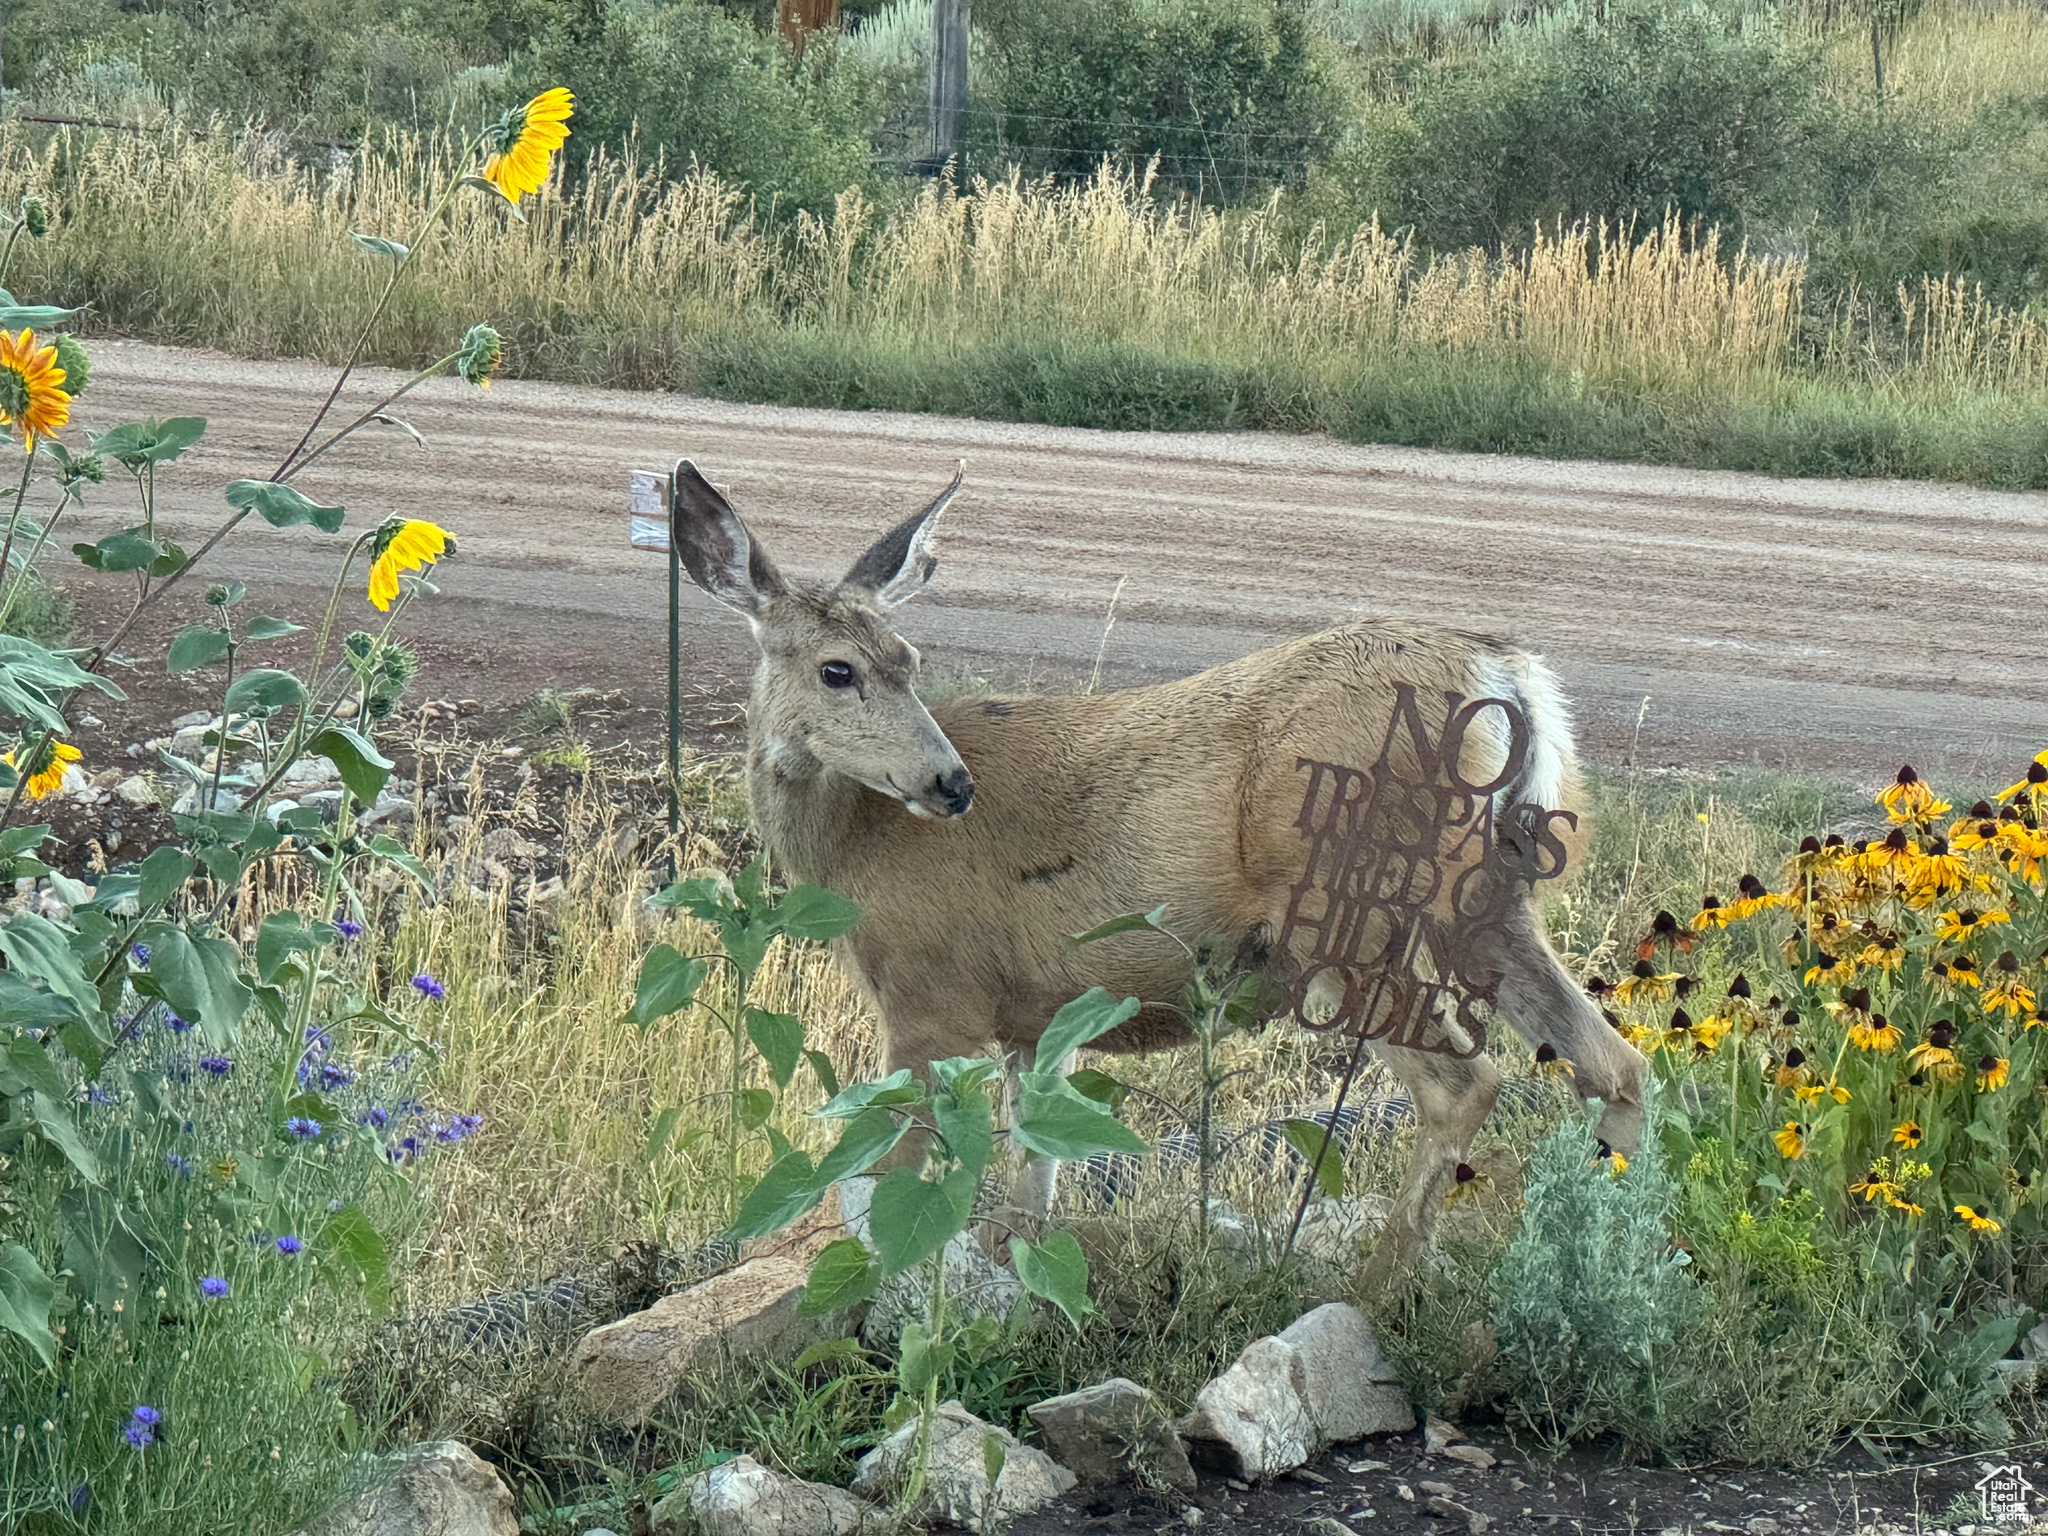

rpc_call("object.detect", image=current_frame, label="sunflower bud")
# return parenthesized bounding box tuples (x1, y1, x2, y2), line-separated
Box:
(51, 334, 89, 399)
(18, 193, 47, 239)
(456, 323, 503, 388)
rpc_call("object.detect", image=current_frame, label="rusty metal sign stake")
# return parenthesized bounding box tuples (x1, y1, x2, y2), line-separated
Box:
(1276, 685, 1577, 1259)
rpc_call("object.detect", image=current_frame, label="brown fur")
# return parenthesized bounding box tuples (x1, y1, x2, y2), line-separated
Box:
(671, 463, 1649, 1269)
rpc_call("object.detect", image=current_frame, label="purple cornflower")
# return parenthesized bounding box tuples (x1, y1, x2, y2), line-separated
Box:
(410, 973, 445, 1000)
(275, 1235, 303, 1256)
(130, 1406, 161, 1427)
(124, 1405, 159, 1448)
(285, 1116, 321, 1141)
(68, 1485, 90, 1512)
(198, 1055, 232, 1077)
(200, 1276, 229, 1299)
(162, 1009, 193, 1034)
(83, 1084, 114, 1106)
(334, 918, 364, 939)
(317, 1062, 354, 1091)
(164, 1152, 196, 1178)
(386, 1135, 422, 1164)
(431, 1112, 485, 1144)
(357, 1106, 390, 1129)
(123, 1424, 153, 1449)
(130, 942, 150, 965)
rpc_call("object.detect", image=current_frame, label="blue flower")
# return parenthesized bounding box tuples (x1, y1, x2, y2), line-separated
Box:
(357, 1106, 390, 1129)
(68, 1485, 90, 1512)
(198, 1055, 233, 1077)
(386, 1135, 422, 1164)
(82, 1084, 114, 1107)
(123, 1424, 153, 1449)
(285, 1116, 322, 1141)
(317, 1062, 354, 1091)
(165, 1152, 196, 1178)
(200, 1276, 228, 1299)
(410, 973, 445, 1000)
(163, 1009, 193, 1034)
(433, 1112, 485, 1143)
(275, 1235, 304, 1256)
(130, 1406, 161, 1427)
(303, 1024, 331, 1055)
(125, 1405, 160, 1447)
(130, 942, 150, 966)
(335, 918, 364, 939)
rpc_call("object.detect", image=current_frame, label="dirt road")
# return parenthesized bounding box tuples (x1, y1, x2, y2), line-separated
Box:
(74, 340, 2048, 782)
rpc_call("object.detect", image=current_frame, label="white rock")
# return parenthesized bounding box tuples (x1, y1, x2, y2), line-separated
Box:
(317, 1440, 519, 1536)
(171, 710, 212, 730)
(114, 775, 157, 807)
(1276, 1303, 1414, 1440)
(852, 1401, 1074, 1531)
(1180, 1335, 1315, 1480)
(279, 756, 341, 789)
(651, 1455, 877, 1536)
(171, 783, 243, 816)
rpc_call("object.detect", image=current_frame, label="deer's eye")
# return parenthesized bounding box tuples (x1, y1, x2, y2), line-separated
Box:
(819, 661, 857, 690)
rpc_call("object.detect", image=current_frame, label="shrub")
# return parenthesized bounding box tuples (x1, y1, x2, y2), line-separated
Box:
(976, 0, 1349, 200)
(1488, 1083, 1699, 1446)
(521, 0, 890, 215)
(1327, 0, 1833, 251)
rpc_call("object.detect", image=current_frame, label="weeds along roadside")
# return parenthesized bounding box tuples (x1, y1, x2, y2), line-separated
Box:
(17, 123, 2048, 486)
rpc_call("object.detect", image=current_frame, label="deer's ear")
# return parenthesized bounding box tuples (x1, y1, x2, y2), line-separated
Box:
(840, 464, 962, 608)
(671, 461, 785, 624)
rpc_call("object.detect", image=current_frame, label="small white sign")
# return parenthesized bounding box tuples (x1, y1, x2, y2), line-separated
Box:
(1978, 1463, 2036, 1525)
(629, 467, 670, 552)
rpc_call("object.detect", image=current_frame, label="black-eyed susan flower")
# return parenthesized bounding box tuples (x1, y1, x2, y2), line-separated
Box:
(1851, 1172, 1904, 1205)
(1996, 751, 2048, 805)
(0, 327, 69, 447)
(2, 738, 79, 799)
(1724, 873, 1781, 922)
(1858, 932, 1906, 971)
(1877, 765, 1951, 824)
(1935, 907, 2009, 942)
(1984, 953, 2036, 1018)
(1693, 893, 1729, 929)
(1804, 953, 1857, 986)
(367, 518, 452, 611)
(1614, 959, 1679, 1005)
(1893, 1120, 1922, 1149)
(1977, 1055, 2011, 1090)
(1938, 954, 1983, 992)
(1906, 1033, 1963, 1082)
(480, 87, 574, 205)
(1773, 1121, 1806, 1160)
(1849, 1014, 1902, 1051)
(1444, 1161, 1486, 1208)
(1955, 1203, 2003, 1234)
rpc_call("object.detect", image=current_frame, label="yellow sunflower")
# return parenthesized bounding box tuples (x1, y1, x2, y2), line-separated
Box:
(1955, 1203, 2003, 1234)
(480, 87, 575, 205)
(2, 738, 79, 798)
(367, 519, 452, 611)
(0, 327, 69, 447)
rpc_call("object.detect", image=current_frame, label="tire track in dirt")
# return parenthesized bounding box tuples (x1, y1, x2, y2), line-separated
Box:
(74, 339, 2048, 782)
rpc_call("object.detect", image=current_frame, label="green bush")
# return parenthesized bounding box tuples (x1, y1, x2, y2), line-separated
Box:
(1489, 1085, 1699, 1447)
(1321, 0, 1833, 250)
(518, 0, 889, 215)
(976, 0, 1348, 200)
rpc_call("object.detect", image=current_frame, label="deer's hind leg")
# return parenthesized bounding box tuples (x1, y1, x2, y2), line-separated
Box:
(1362, 1041, 1500, 1284)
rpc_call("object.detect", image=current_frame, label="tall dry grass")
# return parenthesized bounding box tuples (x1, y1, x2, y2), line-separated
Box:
(24, 119, 2048, 401)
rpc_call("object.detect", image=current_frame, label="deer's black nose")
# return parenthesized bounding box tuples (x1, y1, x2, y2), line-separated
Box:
(934, 765, 974, 817)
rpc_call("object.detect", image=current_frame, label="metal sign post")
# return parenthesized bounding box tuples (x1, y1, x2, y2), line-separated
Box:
(628, 467, 681, 879)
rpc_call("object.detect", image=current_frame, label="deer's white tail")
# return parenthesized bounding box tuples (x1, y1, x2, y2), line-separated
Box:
(1470, 649, 1576, 812)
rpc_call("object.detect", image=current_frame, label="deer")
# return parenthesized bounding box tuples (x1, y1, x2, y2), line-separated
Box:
(669, 460, 1650, 1270)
